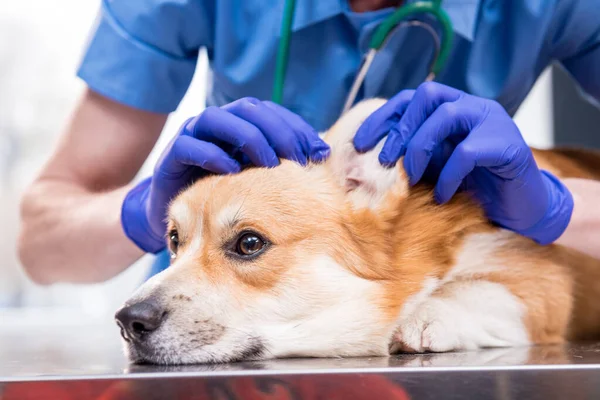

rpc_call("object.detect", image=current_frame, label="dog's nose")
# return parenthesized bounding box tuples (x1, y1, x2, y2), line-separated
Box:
(115, 299, 165, 341)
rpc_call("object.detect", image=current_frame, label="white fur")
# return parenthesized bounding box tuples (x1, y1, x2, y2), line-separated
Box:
(344, 139, 404, 210)
(120, 101, 533, 364)
(397, 276, 440, 319)
(326, 98, 408, 210)
(215, 202, 243, 230)
(258, 255, 390, 358)
(394, 281, 529, 352)
(446, 230, 515, 280)
(168, 198, 194, 228)
(123, 253, 389, 364)
(326, 102, 529, 355)
(393, 231, 530, 353)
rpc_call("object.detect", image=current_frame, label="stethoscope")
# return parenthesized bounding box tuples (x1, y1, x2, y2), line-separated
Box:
(271, 0, 454, 114)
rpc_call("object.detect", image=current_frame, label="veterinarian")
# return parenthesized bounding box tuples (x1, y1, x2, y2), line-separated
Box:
(18, 0, 600, 283)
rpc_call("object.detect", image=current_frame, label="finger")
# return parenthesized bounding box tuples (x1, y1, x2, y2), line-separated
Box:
(379, 83, 463, 165)
(376, 122, 409, 167)
(353, 90, 415, 152)
(224, 98, 308, 165)
(185, 106, 279, 168)
(434, 134, 507, 204)
(403, 99, 476, 185)
(164, 135, 241, 177)
(262, 101, 330, 162)
(420, 139, 457, 184)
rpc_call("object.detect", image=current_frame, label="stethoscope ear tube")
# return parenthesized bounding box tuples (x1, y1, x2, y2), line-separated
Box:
(342, 49, 378, 114)
(342, 19, 442, 114)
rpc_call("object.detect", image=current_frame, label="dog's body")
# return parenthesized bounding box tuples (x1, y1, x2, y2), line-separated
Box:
(116, 99, 600, 364)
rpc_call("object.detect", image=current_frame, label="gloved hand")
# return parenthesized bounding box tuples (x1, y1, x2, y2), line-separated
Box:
(122, 97, 330, 253)
(353, 82, 573, 245)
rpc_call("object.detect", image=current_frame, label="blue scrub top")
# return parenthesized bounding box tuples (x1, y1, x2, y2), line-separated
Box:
(77, 0, 600, 276)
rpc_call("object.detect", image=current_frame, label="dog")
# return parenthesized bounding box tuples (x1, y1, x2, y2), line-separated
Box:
(115, 99, 600, 365)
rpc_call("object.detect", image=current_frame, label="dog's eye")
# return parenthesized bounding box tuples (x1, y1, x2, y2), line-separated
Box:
(168, 229, 179, 258)
(235, 232, 266, 257)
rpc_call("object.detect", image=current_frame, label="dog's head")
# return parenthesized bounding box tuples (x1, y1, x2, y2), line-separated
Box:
(116, 99, 416, 364)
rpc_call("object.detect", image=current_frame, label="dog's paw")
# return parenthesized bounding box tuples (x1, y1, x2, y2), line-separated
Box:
(390, 281, 531, 354)
(390, 300, 462, 354)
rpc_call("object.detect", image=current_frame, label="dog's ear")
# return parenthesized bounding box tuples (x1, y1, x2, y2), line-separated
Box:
(323, 100, 409, 211)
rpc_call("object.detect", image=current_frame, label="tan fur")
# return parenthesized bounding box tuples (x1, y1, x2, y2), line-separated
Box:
(320, 103, 600, 345)
(174, 145, 600, 345)
(120, 100, 600, 364)
(169, 165, 345, 292)
(485, 148, 600, 343)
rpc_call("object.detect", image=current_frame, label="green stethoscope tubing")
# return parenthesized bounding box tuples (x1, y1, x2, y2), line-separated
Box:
(272, 0, 454, 110)
(369, 1, 453, 76)
(272, 0, 297, 104)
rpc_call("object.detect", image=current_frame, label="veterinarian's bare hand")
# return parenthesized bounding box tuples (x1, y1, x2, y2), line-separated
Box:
(121, 98, 330, 253)
(353, 82, 573, 245)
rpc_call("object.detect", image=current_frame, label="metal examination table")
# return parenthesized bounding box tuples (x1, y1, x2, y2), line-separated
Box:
(1, 323, 600, 399)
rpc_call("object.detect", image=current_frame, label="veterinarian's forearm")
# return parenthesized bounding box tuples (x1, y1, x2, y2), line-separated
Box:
(555, 178, 600, 259)
(19, 181, 144, 284)
(18, 89, 166, 284)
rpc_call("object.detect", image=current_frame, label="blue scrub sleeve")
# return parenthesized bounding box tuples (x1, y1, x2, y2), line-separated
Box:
(552, 0, 600, 106)
(77, 0, 214, 113)
(562, 43, 600, 107)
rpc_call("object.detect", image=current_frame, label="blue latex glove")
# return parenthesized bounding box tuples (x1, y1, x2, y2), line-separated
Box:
(122, 97, 330, 253)
(353, 82, 573, 245)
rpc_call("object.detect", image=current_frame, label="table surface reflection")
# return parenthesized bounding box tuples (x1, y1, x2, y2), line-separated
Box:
(1, 322, 600, 399)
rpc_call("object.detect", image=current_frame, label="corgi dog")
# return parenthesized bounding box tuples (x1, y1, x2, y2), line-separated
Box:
(115, 99, 600, 365)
